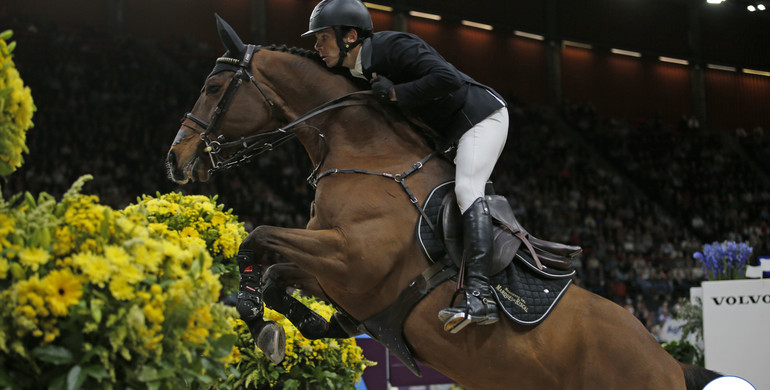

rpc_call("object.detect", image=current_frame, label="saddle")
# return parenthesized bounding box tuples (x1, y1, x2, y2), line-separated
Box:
(417, 181, 581, 275)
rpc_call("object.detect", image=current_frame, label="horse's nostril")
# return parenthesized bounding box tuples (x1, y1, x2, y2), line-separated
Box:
(166, 150, 177, 167)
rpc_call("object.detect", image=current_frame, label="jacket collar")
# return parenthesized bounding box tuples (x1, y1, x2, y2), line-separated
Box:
(360, 37, 373, 80)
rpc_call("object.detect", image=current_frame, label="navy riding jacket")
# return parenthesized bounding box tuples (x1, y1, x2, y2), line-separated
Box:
(358, 31, 507, 142)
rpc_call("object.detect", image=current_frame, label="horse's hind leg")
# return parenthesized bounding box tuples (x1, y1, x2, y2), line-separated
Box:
(263, 263, 360, 340)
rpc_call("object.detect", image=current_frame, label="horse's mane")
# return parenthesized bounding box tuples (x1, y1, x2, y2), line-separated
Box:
(263, 44, 320, 61)
(262, 44, 355, 79)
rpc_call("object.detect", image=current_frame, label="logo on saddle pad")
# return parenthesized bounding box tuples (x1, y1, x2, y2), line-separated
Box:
(496, 284, 529, 313)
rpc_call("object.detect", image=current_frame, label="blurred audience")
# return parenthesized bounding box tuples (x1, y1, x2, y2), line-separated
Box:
(5, 20, 769, 336)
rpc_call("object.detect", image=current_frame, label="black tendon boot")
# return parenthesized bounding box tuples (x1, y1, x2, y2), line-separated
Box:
(438, 197, 499, 333)
(235, 249, 285, 364)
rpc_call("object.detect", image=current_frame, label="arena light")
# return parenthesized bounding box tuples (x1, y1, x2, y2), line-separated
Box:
(706, 0, 724, 3)
(562, 40, 593, 49)
(611, 48, 642, 58)
(409, 10, 442, 21)
(742, 68, 770, 77)
(758, 3, 766, 10)
(514, 30, 544, 41)
(363, 2, 393, 12)
(461, 20, 493, 31)
(748, 4, 757, 11)
(659, 56, 689, 65)
(707, 64, 737, 72)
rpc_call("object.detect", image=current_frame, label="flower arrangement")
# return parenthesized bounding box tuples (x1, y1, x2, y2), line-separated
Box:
(693, 240, 753, 281)
(0, 178, 374, 389)
(0, 30, 36, 177)
(0, 176, 243, 389)
(215, 293, 375, 390)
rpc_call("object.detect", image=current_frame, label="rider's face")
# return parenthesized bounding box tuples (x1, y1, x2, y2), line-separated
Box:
(314, 29, 340, 68)
(313, 28, 358, 69)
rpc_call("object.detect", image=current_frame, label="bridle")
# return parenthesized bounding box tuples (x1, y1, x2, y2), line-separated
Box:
(174, 45, 437, 227)
(175, 44, 370, 181)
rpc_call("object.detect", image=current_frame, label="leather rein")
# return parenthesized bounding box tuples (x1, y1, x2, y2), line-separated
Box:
(176, 44, 372, 182)
(176, 44, 437, 227)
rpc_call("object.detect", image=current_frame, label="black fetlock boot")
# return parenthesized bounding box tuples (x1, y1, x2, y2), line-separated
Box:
(438, 197, 499, 333)
(235, 249, 285, 364)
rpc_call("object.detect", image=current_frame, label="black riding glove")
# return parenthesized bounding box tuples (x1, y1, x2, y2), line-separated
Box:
(371, 75, 395, 103)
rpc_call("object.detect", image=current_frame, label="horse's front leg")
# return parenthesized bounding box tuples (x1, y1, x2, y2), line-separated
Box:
(234, 225, 354, 363)
(262, 263, 362, 340)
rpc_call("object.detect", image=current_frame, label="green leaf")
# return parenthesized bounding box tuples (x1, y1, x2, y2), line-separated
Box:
(190, 255, 202, 276)
(66, 365, 86, 390)
(90, 298, 103, 324)
(137, 366, 174, 382)
(283, 378, 300, 390)
(0, 30, 12, 40)
(211, 333, 237, 359)
(83, 364, 109, 380)
(47, 374, 66, 390)
(32, 345, 74, 365)
(136, 366, 157, 382)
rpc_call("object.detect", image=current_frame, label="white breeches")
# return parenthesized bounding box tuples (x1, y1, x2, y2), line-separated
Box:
(454, 107, 509, 213)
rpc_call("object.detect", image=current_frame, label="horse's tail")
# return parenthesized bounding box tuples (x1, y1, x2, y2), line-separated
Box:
(680, 362, 722, 390)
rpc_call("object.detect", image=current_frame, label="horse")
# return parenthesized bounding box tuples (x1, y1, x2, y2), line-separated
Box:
(165, 15, 720, 390)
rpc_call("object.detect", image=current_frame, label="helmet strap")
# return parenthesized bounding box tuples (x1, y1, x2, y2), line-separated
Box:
(333, 26, 362, 68)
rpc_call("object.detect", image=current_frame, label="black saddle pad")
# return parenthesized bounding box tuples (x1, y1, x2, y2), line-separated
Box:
(490, 250, 573, 326)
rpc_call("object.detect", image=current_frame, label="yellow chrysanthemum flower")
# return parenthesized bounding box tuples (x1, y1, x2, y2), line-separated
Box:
(17, 247, 50, 271)
(103, 245, 131, 269)
(143, 302, 164, 324)
(0, 214, 15, 248)
(43, 268, 83, 317)
(108, 277, 135, 301)
(52, 226, 75, 255)
(72, 252, 111, 287)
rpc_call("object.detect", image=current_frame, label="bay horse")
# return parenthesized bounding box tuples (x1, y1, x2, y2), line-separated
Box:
(166, 16, 719, 390)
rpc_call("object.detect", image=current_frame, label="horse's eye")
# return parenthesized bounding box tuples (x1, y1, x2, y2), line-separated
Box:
(206, 84, 222, 95)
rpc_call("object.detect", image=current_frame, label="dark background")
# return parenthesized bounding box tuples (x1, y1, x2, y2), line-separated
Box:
(2, 0, 769, 335)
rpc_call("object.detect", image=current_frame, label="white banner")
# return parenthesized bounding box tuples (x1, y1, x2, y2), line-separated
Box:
(702, 279, 770, 389)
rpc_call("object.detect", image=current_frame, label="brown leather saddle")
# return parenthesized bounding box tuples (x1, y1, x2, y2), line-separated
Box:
(418, 181, 581, 275)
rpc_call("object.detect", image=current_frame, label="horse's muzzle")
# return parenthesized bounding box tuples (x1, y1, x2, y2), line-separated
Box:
(166, 149, 207, 184)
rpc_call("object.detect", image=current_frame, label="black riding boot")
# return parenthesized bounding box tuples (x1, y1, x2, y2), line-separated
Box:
(438, 197, 499, 333)
(235, 249, 285, 364)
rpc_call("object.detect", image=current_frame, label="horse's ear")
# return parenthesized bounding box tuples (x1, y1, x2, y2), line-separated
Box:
(215, 13, 245, 57)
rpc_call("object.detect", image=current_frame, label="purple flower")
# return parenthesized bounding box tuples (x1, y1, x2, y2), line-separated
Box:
(693, 241, 753, 280)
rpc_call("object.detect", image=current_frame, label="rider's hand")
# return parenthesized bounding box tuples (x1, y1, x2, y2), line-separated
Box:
(371, 73, 395, 103)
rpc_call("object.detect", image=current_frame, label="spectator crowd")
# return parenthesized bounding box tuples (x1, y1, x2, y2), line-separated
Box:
(4, 18, 769, 340)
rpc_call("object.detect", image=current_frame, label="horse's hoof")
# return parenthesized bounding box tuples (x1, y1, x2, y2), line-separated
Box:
(256, 321, 286, 364)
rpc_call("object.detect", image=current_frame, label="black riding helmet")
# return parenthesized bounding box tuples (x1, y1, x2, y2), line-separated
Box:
(301, 0, 373, 67)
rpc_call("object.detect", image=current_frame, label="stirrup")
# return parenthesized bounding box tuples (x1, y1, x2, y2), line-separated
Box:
(438, 289, 498, 334)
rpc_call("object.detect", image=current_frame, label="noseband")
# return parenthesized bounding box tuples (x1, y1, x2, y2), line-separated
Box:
(175, 44, 371, 179)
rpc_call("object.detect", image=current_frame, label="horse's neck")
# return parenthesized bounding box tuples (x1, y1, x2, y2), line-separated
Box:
(262, 51, 433, 169)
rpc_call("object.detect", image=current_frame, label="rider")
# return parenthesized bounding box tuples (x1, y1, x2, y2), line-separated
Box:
(302, 0, 509, 333)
